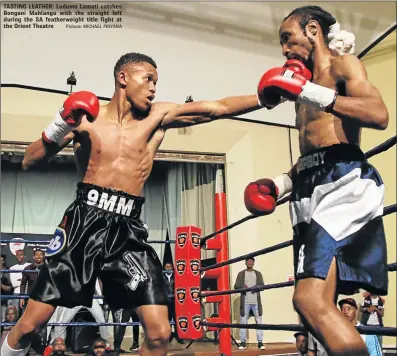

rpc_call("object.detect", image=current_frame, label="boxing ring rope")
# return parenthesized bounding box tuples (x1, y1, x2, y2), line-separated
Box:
(201, 322, 397, 337)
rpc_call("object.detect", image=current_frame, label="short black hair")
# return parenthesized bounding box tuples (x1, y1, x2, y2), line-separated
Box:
(113, 52, 157, 80)
(33, 249, 44, 255)
(1, 254, 6, 259)
(284, 6, 336, 38)
(245, 257, 255, 262)
(92, 337, 107, 346)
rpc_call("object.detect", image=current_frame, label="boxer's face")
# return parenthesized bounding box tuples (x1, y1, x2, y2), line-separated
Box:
(121, 62, 158, 114)
(279, 17, 314, 67)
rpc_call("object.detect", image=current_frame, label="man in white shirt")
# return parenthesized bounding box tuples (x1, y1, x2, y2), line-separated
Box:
(360, 292, 385, 348)
(9, 250, 30, 316)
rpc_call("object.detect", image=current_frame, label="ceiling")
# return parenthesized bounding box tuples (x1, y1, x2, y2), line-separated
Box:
(123, 1, 396, 55)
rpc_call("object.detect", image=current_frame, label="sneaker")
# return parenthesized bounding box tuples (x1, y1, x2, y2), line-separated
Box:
(238, 342, 246, 350)
(130, 342, 140, 352)
(258, 342, 266, 350)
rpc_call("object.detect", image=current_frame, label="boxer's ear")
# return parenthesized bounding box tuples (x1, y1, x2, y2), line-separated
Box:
(306, 20, 318, 37)
(117, 71, 127, 88)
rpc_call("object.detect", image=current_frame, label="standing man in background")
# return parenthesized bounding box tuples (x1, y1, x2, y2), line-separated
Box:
(234, 257, 265, 350)
(360, 292, 385, 349)
(20, 249, 45, 312)
(9, 250, 30, 317)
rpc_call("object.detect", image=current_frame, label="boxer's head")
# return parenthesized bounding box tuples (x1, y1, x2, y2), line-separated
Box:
(279, 6, 336, 68)
(114, 52, 158, 115)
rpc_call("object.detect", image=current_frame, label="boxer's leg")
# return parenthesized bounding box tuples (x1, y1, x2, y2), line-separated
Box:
(1, 299, 55, 355)
(136, 305, 170, 356)
(293, 259, 369, 356)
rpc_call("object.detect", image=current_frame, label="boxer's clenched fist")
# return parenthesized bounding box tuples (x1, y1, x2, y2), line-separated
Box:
(60, 91, 100, 126)
(244, 179, 278, 215)
(43, 91, 99, 145)
(257, 60, 313, 109)
(244, 174, 293, 215)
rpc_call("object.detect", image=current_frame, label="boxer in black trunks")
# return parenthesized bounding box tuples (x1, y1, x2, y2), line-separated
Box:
(244, 6, 389, 356)
(1, 52, 265, 356)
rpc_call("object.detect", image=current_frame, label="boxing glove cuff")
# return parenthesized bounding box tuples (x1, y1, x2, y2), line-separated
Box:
(42, 111, 73, 145)
(273, 174, 293, 200)
(296, 81, 337, 112)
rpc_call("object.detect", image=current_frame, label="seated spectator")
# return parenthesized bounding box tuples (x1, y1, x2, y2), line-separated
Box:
(1, 306, 18, 343)
(339, 298, 382, 356)
(294, 331, 308, 356)
(360, 291, 385, 348)
(1, 254, 13, 323)
(43, 337, 70, 356)
(85, 338, 116, 356)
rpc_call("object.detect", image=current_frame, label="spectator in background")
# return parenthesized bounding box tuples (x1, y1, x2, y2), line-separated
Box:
(234, 257, 265, 350)
(163, 262, 184, 345)
(43, 337, 70, 356)
(1, 254, 14, 322)
(20, 249, 45, 311)
(360, 291, 385, 348)
(9, 249, 30, 316)
(339, 298, 382, 356)
(294, 331, 308, 356)
(308, 332, 328, 356)
(85, 337, 116, 356)
(1, 306, 18, 343)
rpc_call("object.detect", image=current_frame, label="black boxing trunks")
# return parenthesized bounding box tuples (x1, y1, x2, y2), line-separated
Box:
(30, 182, 168, 309)
(290, 144, 388, 296)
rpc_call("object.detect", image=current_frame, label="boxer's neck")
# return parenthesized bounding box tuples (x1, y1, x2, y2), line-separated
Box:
(312, 44, 333, 80)
(108, 90, 147, 123)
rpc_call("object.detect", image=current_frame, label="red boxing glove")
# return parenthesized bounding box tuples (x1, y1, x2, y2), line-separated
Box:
(43, 91, 99, 145)
(60, 91, 100, 126)
(258, 65, 337, 111)
(257, 60, 312, 109)
(283, 59, 312, 81)
(244, 179, 278, 215)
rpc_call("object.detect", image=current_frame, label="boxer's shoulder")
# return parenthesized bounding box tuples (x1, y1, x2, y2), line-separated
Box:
(330, 54, 364, 80)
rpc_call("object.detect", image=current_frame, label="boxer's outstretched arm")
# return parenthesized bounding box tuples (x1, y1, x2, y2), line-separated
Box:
(330, 55, 389, 130)
(160, 95, 261, 129)
(22, 133, 74, 170)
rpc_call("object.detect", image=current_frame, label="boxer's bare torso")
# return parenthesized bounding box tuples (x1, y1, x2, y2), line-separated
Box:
(295, 56, 359, 155)
(73, 102, 175, 196)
